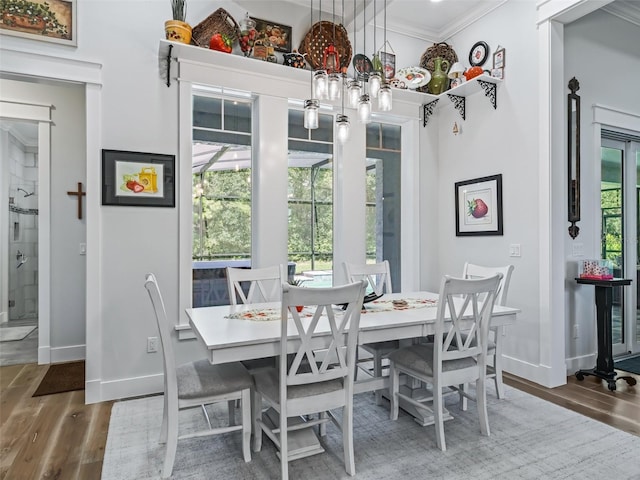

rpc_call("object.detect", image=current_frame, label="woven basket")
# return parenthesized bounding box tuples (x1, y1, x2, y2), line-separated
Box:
(417, 42, 458, 92)
(298, 21, 352, 71)
(191, 8, 241, 48)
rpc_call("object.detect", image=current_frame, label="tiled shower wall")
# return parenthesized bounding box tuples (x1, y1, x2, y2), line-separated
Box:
(7, 132, 38, 321)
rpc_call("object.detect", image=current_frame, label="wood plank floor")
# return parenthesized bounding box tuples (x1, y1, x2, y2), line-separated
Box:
(0, 363, 638, 479)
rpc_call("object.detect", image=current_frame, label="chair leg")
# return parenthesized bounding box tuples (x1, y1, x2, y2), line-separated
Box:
(460, 383, 468, 411)
(159, 393, 168, 444)
(389, 363, 399, 421)
(477, 376, 490, 437)
(280, 406, 289, 480)
(433, 384, 446, 451)
(373, 351, 383, 405)
(319, 411, 327, 437)
(343, 404, 356, 476)
(493, 328, 505, 399)
(228, 400, 236, 426)
(241, 389, 251, 462)
(162, 405, 179, 479)
(252, 390, 263, 452)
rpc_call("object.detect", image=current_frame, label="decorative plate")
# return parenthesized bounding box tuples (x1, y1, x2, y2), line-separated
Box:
(395, 66, 431, 89)
(353, 53, 374, 75)
(469, 41, 489, 67)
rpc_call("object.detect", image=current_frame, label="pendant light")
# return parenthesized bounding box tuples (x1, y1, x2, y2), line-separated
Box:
(368, 0, 382, 98)
(304, 0, 320, 129)
(357, 0, 371, 124)
(326, 0, 341, 101)
(313, 0, 328, 99)
(378, 0, 392, 111)
(347, 0, 361, 108)
(335, 0, 350, 143)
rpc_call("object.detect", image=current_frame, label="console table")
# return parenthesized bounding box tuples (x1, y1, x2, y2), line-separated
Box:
(575, 277, 637, 391)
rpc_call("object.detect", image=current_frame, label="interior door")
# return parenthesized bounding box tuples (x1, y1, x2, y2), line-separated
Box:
(601, 136, 640, 356)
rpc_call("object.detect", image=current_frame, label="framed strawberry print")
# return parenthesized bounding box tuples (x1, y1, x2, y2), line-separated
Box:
(102, 150, 175, 207)
(455, 174, 503, 236)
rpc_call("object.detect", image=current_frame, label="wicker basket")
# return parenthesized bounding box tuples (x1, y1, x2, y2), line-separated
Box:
(417, 42, 458, 92)
(298, 21, 352, 71)
(191, 8, 241, 48)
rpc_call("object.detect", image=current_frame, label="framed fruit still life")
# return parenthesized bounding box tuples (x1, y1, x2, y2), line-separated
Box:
(455, 174, 503, 236)
(102, 150, 175, 207)
(250, 17, 291, 52)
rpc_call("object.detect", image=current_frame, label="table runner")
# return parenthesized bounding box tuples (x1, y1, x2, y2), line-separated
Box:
(226, 297, 437, 322)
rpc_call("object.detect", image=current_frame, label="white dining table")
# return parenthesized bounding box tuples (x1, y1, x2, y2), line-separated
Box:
(186, 291, 520, 456)
(186, 291, 520, 397)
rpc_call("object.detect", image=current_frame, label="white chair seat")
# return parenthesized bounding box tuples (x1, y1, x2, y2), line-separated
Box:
(177, 360, 253, 399)
(254, 367, 344, 400)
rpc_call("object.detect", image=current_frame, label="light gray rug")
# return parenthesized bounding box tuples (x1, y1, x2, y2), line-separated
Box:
(0, 325, 36, 342)
(102, 387, 640, 480)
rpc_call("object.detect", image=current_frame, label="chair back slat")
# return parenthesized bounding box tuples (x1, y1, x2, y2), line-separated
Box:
(144, 273, 176, 397)
(462, 263, 514, 306)
(343, 260, 392, 295)
(435, 275, 502, 367)
(280, 281, 367, 388)
(227, 264, 286, 305)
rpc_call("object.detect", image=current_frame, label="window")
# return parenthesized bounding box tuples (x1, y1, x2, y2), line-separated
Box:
(366, 122, 402, 290)
(287, 109, 333, 287)
(192, 91, 253, 306)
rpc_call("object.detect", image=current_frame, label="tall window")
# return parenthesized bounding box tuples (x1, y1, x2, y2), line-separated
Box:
(366, 122, 401, 290)
(287, 109, 333, 286)
(192, 92, 252, 261)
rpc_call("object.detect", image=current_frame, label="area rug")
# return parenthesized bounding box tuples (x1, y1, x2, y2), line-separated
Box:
(0, 325, 36, 342)
(101, 386, 640, 480)
(615, 355, 640, 375)
(32, 361, 85, 397)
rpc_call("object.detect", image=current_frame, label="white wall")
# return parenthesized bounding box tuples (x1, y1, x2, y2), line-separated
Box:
(564, 10, 640, 366)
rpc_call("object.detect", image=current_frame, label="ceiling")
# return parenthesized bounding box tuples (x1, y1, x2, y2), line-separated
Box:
(238, 0, 640, 43)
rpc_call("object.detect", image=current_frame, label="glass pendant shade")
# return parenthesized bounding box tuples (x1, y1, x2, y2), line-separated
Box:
(336, 114, 350, 143)
(313, 70, 329, 100)
(358, 94, 372, 123)
(328, 73, 341, 101)
(304, 99, 319, 129)
(369, 72, 382, 98)
(378, 84, 392, 111)
(348, 79, 362, 108)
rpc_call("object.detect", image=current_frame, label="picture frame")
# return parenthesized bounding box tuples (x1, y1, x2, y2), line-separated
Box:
(250, 17, 292, 53)
(102, 150, 175, 207)
(0, 0, 76, 46)
(491, 67, 504, 80)
(379, 50, 396, 80)
(455, 174, 503, 236)
(493, 47, 505, 69)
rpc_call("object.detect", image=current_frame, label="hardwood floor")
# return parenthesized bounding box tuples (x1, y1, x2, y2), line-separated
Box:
(0, 363, 637, 479)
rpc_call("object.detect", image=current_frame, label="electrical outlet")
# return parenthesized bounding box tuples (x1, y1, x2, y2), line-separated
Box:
(147, 336, 159, 353)
(573, 325, 579, 339)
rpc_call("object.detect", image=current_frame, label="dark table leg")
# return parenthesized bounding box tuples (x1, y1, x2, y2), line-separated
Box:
(575, 285, 637, 391)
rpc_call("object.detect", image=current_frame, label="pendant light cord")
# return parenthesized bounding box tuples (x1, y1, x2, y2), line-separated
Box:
(373, 0, 377, 57)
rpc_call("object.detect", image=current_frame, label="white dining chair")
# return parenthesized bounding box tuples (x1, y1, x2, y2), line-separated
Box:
(251, 280, 367, 480)
(145, 273, 253, 478)
(388, 274, 502, 451)
(462, 262, 514, 399)
(343, 260, 396, 405)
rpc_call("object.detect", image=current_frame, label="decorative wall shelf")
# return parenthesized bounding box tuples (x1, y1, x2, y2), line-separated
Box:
(421, 75, 501, 126)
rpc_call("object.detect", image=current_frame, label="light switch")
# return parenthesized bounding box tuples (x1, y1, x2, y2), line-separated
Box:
(509, 244, 521, 257)
(79, 243, 87, 255)
(572, 242, 584, 257)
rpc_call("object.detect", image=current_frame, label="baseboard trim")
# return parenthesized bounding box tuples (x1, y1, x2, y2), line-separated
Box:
(50, 344, 85, 364)
(98, 372, 164, 403)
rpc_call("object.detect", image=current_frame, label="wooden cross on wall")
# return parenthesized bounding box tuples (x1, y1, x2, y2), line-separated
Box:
(67, 182, 86, 220)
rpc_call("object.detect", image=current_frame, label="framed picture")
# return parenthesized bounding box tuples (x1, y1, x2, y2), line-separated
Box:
(102, 150, 175, 207)
(455, 174, 503, 236)
(0, 0, 76, 46)
(493, 47, 505, 69)
(250, 17, 292, 52)
(380, 50, 396, 80)
(491, 67, 504, 80)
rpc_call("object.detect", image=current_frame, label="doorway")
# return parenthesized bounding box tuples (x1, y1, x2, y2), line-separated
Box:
(600, 132, 640, 356)
(0, 120, 39, 365)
